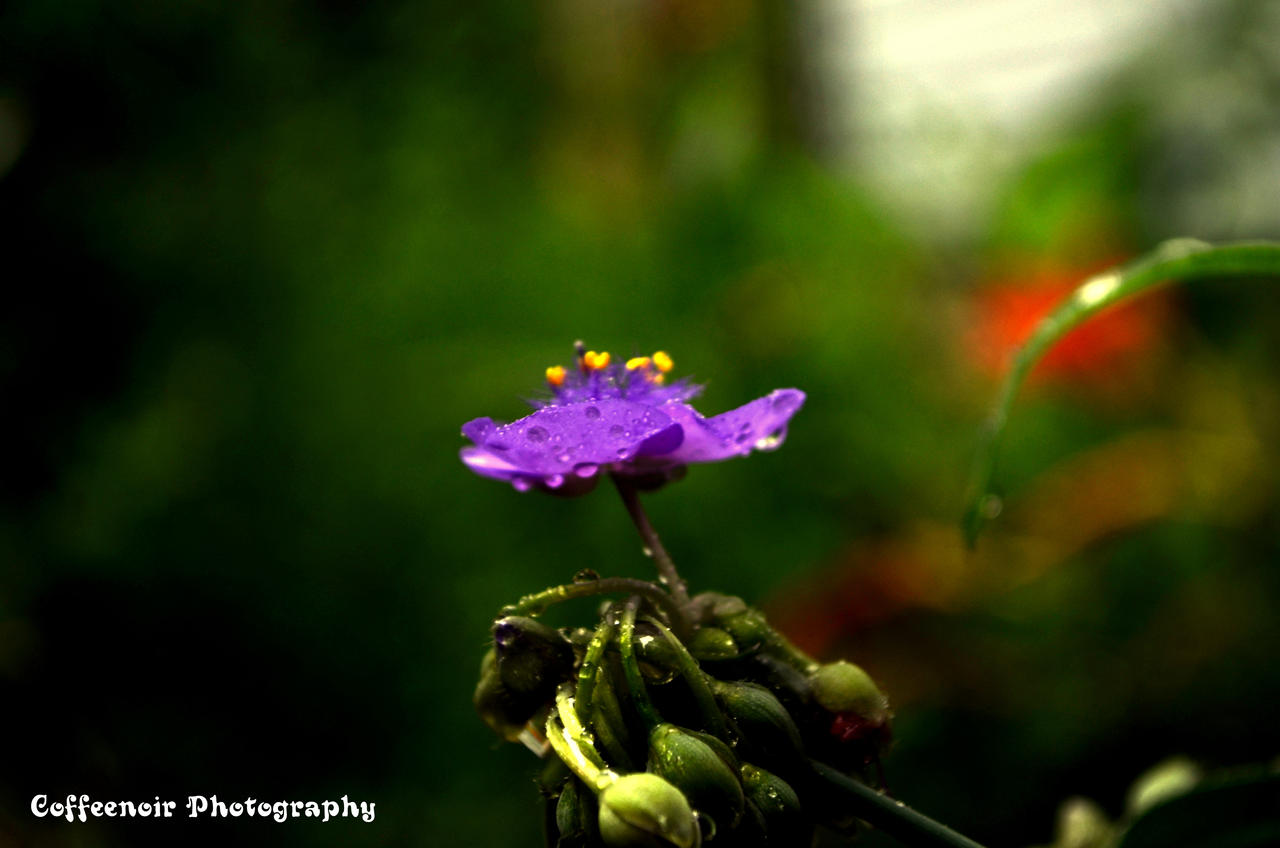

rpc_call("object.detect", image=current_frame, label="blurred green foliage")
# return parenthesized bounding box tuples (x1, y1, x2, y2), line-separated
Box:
(1, 1, 1278, 846)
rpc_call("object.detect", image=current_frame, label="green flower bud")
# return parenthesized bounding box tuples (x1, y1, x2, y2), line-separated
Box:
(493, 615, 575, 698)
(713, 606, 815, 674)
(1049, 798, 1112, 848)
(688, 592, 748, 621)
(740, 764, 813, 847)
(686, 627, 738, 661)
(683, 729, 739, 775)
(810, 661, 887, 717)
(474, 648, 535, 741)
(556, 778, 600, 847)
(711, 680, 805, 774)
(647, 724, 745, 830)
(598, 773, 700, 848)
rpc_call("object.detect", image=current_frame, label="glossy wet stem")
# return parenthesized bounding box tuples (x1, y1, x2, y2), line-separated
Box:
(611, 474, 692, 611)
(809, 761, 989, 848)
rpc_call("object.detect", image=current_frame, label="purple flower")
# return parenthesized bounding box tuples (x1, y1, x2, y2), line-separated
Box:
(460, 345, 805, 494)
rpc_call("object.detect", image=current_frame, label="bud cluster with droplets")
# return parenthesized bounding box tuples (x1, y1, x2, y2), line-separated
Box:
(475, 574, 892, 848)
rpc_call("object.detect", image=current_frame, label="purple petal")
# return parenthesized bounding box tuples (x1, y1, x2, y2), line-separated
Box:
(660, 389, 805, 463)
(461, 400, 680, 480)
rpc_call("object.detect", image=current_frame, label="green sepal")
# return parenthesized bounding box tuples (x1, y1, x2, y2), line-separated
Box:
(647, 723, 745, 831)
(711, 680, 806, 776)
(740, 763, 813, 847)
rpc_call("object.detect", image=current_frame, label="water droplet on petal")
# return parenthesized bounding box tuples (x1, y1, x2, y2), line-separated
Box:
(574, 463, 599, 478)
(525, 426, 548, 443)
(545, 474, 565, 489)
(616, 448, 631, 458)
(573, 568, 601, 583)
(511, 478, 532, 492)
(557, 451, 573, 463)
(487, 440, 510, 451)
(609, 424, 625, 437)
(584, 406, 601, 419)
(754, 429, 785, 451)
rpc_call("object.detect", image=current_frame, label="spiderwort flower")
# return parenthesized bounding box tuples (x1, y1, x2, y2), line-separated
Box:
(460, 344, 805, 494)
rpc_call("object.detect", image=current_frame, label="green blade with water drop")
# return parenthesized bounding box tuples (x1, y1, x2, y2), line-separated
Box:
(963, 238, 1280, 547)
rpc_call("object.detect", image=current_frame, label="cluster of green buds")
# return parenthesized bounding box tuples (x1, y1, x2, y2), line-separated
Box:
(475, 578, 892, 847)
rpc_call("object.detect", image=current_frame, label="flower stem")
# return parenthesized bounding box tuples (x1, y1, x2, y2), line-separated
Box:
(502, 577, 685, 631)
(618, 597, 662, 730)
(643, 614, 728, 739)
(611, 475, 691, 609)
(575, 617, 615, 726)
(807, 760, 989, 848)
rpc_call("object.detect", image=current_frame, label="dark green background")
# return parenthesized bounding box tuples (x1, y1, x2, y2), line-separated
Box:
(2, 1, 1278, 845)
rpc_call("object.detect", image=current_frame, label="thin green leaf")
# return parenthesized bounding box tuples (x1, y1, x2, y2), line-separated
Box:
(964, 238, 1280, 546)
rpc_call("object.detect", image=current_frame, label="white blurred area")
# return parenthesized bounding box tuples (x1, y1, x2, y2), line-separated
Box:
(808, 0, 1231, 237)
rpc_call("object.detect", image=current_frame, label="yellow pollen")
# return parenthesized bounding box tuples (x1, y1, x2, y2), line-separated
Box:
(652, 351, 673, 373)
(583, 350, 611, 371)
(626, 356, 651, 371)
(545, 365, 567, 387)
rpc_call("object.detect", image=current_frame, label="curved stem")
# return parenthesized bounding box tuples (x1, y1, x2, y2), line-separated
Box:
(575, 618, 615, 726)
(964, 239, 1280, 546)
(618, 597, 662, 730)
(644, 614, 728, 739)
(611, 474, 691, 610)
(502, 577, 685, 631)
(808, 760, 989, 848)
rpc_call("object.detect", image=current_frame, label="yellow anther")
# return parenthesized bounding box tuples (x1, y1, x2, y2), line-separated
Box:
(652, 351, 674, 373)
(626, 356, 651, 371)
(583, 351, 611, 371)
(546, 365, 567, 387)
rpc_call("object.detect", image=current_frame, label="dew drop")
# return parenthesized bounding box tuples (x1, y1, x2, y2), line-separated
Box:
(486, 440, 511, 451)
(609, 424, 625, 437)
(557, 451, 573, 463)
(574, 463, 599, 478)
(584, 406, 601, 419)
(980, 494, 1003, 519)
(694, 812, 718, 842)
(573, 568, 601, 583)
(525, 426, 548, 443)
(616, 448, 631, 458)
(753, 430, 784, 451)
(546, 474, 565, 489)
(511, 478, 532, 492)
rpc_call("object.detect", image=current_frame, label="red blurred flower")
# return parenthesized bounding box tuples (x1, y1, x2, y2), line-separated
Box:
(968, 257, 1171, 382)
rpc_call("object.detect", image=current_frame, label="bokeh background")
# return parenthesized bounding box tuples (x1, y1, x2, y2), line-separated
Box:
(2, 0, 1279, 845)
